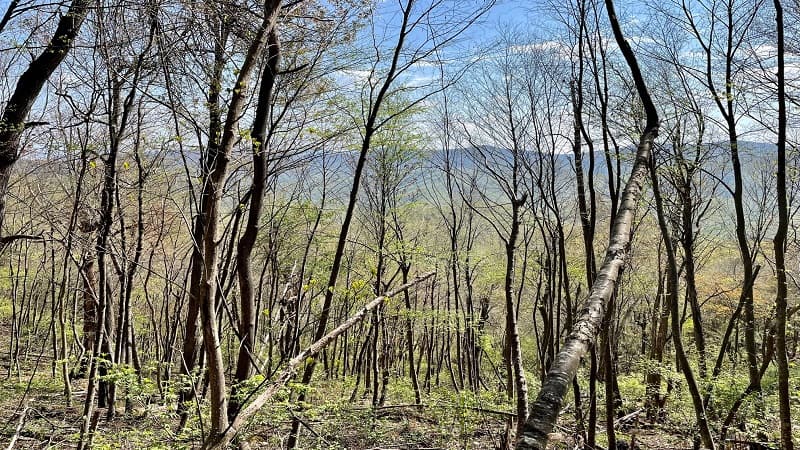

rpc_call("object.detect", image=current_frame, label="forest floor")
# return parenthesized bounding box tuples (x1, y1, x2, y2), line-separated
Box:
(0, 360, 702, 450)
(0, 324, 766, 449)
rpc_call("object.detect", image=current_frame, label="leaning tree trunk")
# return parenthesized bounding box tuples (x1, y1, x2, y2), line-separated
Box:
(517, 1, 659, 447)
(0, 0, 90, 248)
(205, 273, 434, 450)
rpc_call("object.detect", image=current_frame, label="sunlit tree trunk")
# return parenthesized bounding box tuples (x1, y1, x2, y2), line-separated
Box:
(229, 28, 280, 420)
(517, 1, 658, 446)
(772, 2, 793, 448)
(0, 0, 90, 250)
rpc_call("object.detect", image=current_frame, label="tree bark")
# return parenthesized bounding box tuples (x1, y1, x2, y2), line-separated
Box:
(650, 146, 715, 450)
(401, 264, 422, 405)
(645, 265, 670, 421)
(506, 197, 529, 440)
(229, 28, 280, 420)
(772, 2, 793, 448)
(0, 0, 90, 247)
(196, 1, 282, 438)
(517, 1, 658, 446)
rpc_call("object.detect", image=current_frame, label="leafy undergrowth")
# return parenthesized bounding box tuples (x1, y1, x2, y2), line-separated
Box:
(1, 343, 796, 449)
(0, 365, 516, 449)
(0, 370, 704, 450)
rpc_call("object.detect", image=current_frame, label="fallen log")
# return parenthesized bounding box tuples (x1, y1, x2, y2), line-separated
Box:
(204, 271, 436, 449)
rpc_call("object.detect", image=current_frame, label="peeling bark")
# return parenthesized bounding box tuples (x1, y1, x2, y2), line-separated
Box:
(517, 1, 658, 447)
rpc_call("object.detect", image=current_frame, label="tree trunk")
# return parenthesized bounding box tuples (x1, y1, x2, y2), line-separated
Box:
(0, 0, 90, 246)
(195, 2, 282, 438)
(650, 145, 715, 450)
(645, 266, 670, 421)
(772, 2, 793, 448)
(229, 29, 280, 420)
(517, 1, 658, 446)
(505, 199, 529, 440)
(402, 264, 422, 405)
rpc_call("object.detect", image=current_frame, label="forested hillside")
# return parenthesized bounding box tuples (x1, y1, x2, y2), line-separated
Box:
(0, 0, 798, 449)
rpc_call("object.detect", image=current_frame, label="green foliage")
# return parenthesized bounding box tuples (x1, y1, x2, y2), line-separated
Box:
(709, 369, 750, 412)
(99, 363, 161, 411)
(616, 374, 646, 412)
(231, 374, 267, 404)
(92, 428, 189, 450)
(0, 296, 11, 320)
(423, 386, 511, 449)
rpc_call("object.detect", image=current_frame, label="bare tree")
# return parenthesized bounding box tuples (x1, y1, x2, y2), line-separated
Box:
(285, 1, 493, 446)
(772, 1, 794, 448)
(0, 0, 90, 251)
(517, 0, 660, 446)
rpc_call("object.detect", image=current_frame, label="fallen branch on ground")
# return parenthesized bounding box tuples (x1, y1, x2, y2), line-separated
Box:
(203, 271, 436, 450)
(6, 403, 29, 450)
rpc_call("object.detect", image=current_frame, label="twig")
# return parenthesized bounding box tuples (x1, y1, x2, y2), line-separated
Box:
(6, 402, 30, 450)
(0, 233, 45, 253)
(285, 408, 321, 438)
(614, 409, 642, 427)
(204, 272, 436, 450)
